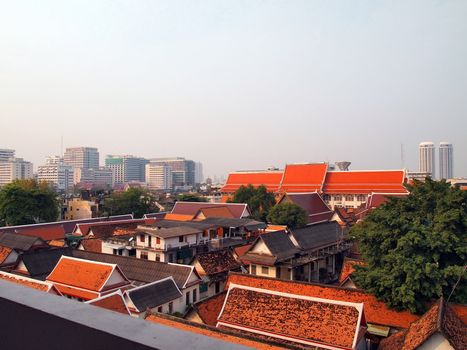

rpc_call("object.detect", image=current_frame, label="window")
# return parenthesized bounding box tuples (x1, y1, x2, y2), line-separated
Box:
(334, 195, 342, 201)
(276, 267, 281, 279)
(179, 236, 184, 243)
(140, 252, 148, 260)
(113, 249, 118, 255)
(357, 195, 366, 202)
(186, 291, 190, 306)
(215, 281, 220, 294)
(168, 254, 174, 263)
(157, 306, 163, 313)
(129, 249, 136, 257)
(148, 236, 152, 247)
(202, 230, 208, 238)
(155, 253, 160, 262)
(323, 194, 330, 201)
(345, 195, 354, 202)
(261, 266, 269, 275)
(156, 237, 160, 245)
(168, 302, 173, 314)
(251, 264, 257, 275)
(199, 283, 208, 293)
(140, 234, 145, 243)
(193, 289, 197, 303)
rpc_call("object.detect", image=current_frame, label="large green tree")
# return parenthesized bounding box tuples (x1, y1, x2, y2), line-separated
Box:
(101, 188, 157, 218)
(0, 179, 59, 226)
(229, 185, 276, 221)
(351, 179, 467, 313)
(267, 202, 308, 229)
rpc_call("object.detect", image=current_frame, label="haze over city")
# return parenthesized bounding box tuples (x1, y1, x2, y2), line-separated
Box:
(1, 1, 466, 177)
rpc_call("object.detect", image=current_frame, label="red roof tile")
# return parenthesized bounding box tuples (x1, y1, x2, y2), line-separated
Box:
(164, 213, 194, 221)
(0, 271, 59, 294)
(339, 257, 367, 284)
(193, 292, 227, 326)
(278, 163, 328, 193)
(222, 171, 283, 193)
(217, 284, 364, 349)
(47, 256, 116, 292)
(15, 225, 66, 241)
(172, 202, 250, 219)
(54, 284, 99, 300)
(323, 170, 408, 194)
(226, 273, 419, 329)
(0, 245, 13, 264)
(195, 206, 234, 219)
(80, 238, 102, 253)
(87, 291, 130, 315)
(380, 300, 467, 350)
(194, 250, 241, 276)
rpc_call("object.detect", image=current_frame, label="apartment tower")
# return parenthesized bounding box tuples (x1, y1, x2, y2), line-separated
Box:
(419, 142, 435, 179)
(439, 142, 453, 179)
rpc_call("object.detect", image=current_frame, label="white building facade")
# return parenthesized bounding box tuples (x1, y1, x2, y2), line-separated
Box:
(37, 156, 74, 191)
(145, 164, 172, 191)
(439, 142, 453, 179)
(0, 152, 34, 187)
(419, 142, 435, 179)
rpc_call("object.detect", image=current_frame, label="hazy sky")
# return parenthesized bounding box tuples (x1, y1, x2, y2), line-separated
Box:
(1, 0, 466, 179)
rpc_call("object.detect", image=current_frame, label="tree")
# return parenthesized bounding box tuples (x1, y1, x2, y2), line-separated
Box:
(229, 185, 276, 221)
(351, 179, 467, 314)
(101, 188, 157, 218)
(0, 179, 59, 226)
(267, 202, 308, 229)
(176, 193, 207, 202)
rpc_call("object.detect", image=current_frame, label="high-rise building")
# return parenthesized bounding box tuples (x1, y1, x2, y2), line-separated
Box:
(0, 149, 15, 162)
(73, 167, 113, 187)
(145, 164, 172, 191)
(439, 142, 453, 179)
(195, 162, 204, 184)
(0, 155, 34, 187)
(37, 156, 74, 192)
(419, 142, 435, 179)
(64, 147, 99, 170)
(150, 157, 197, 188)
(105, 155, 148, 185)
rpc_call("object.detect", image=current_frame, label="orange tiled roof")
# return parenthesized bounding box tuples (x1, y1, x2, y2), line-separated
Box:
(323, 170, 408, 194)
(233, 244, 253, 260)
(196, 207, 234, 219)
(339, 257, 367, 283)
(88, 291, 130, 315)
(146, 314, 284, 350)
(0, 245, 13, 264)
(218, 284, 363, 349)
(193, 292, 227, 326)
(47, 256, 115, 292)
(164, 213, 194, 221)
(222, 171, 284, 193)
(15, 225, 66, 241)
(80, 238, 103, 253)
(278, 163, 328, 193)
(379, 300, 467, 350)
(226, 273, 419, 329)
(0, 271, 57, 293)
(48, 240, 66, 247)
(265, 225, 287, 232)
(54, 284, 99, 300)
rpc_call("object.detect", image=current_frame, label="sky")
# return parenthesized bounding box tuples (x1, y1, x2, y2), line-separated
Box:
(1, 0, 466, 179)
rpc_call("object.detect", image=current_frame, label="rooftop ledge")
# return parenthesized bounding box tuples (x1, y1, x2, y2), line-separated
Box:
(0, 279, 251, 350)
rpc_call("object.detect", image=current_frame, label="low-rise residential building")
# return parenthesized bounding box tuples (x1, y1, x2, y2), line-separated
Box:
(125, 277, 184, 317)
(46, 256, 132, 301)
(64, 198, 98, 220)
(191, 249, 242, 299)
(242, 221, 351, 283)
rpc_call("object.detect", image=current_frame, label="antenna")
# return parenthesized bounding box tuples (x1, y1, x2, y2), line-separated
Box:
(400, 144, 405, 168)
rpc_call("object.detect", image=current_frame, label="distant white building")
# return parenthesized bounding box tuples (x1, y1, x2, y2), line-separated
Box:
(145, 164, 172, 191)
(439, 142, 453, 179)
(37, 156, 73, 192)
(0, 149, 34, 187)
(419, 142, 435, 179)
(73, 167, 113, 186)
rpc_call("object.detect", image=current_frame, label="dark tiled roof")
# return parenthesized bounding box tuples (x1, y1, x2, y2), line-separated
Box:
(0, 232, 47, 251)
(72, 250, 196, 288)
(194, 250, 241, 276)
(289, 221, 343, 251)
(138, 226, 202, 239)
(379, 299, 467, 350)
(257, 230, 299, 261)
(279, 192, 333, 224)
(20, 248, 73, 280)
(127, 277, 182, 312)
(200, 217, 266, 230)
(217, 285, 363, 349)
(172, 202, 249, 219)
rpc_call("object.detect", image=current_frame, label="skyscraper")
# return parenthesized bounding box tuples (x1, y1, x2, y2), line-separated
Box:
(0, 149, 34, 187)
(64, 147, 99, 170)
(105, 155, 148, 185)
(439, 142, 453, 179)
(419, 142, 435, 179)
(145, 164, 172, 190)
(149, 157, 197, 188)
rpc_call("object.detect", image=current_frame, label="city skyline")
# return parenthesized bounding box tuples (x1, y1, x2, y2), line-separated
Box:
(1, 1, 466, 177)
